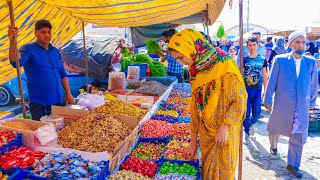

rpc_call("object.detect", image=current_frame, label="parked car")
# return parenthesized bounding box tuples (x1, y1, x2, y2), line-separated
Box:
(0, 73, 28, 106)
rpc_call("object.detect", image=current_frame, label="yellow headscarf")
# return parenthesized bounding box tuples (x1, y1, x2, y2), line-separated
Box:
(168, 28, 243, 92)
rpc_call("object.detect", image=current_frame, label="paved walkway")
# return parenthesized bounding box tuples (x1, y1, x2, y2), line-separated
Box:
(242, 108, 320, 180)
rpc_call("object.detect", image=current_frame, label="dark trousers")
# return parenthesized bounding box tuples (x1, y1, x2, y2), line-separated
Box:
(29, 102, 61, 121)
(168, 72, 183, 83)
(243, 87, 262, 135)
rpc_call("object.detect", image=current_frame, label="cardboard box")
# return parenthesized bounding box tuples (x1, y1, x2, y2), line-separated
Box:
(0, 118, 58, 147)
(51, 106, 140, 171)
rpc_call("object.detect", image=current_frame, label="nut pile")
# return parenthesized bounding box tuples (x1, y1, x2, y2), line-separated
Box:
(129, 98, 153, 103)
(109, 170, 151, 180)
(95, 100, 146, 119)
(31, 152, 107, 179)
(140, 120, 173, 138)
(58, 114, 131, 152)
(104, 93, 118, 101)
(110, 89, 129, 95)
(2, 121, 32, 131)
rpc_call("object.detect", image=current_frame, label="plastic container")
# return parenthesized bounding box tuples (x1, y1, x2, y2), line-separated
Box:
(145, 76, 178, 86)
(0, 133, 22, 156)
(108, 63, 126, 91)
(1, 168, 20, 180)
(125, 64, 148, 78)
(40, 116, 65, 131)
(127, 66, 140, 80)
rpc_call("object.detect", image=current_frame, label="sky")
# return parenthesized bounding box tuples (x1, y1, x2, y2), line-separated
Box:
(205, 0, 320, 33)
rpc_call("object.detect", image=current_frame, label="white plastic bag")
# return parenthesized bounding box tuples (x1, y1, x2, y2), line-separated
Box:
(40, 115, 65, 131)
(77, 91, 106, 110)
(35, 123, 58, 145)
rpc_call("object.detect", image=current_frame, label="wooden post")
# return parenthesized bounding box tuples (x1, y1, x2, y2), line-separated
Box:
(238, 0, 244, 180)
(82, 22, 89, 93)
(7, 0, 27, 119)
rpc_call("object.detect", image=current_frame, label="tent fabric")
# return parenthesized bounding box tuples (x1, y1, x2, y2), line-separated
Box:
(60, 36, 121, 78)
(0, 0, 226, 84)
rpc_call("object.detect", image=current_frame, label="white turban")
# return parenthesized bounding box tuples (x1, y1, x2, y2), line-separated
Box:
(288, 30, 307, 43)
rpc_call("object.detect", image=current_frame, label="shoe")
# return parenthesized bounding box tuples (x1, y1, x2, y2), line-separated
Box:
(270, 147, 278, 156)
(287, 165, 303, 178)
(249, 126, 255, 136)
(244, 133, 250, 145)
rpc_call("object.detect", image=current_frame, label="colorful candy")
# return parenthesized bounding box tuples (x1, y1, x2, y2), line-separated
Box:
(154, 173, 195, 180)
(31, 152, 107, 179)
(109, 170, 151, 180)
(171, 123, 191, 139)
(164, 139, 198, 161)
(158, 161, 197, 177)
(58, 114, 131, 152)
(131, 142, 166, 160)
(120, 156, 158, 178)
(177, 116, 191, 123)
(140, 120, 173, 138)
(0, 130, 17, 148)
(150, 115, 178, 123)
(155, 110, 179, 118)
(0, 146, 45, 170)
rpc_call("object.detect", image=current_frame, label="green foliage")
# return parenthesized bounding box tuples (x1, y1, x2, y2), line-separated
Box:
(134, 54, 153, 66)
(150, 61, 167, 77)
(121, 57, 134, 71)
(122, 47, 133, 58)
(146, 40, 162, 54)
(216, 24, 226, 39)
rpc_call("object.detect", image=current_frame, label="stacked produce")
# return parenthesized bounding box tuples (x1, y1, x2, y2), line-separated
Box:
(0, 130, 17, 147)
(104, 93, 118, 101)
(146, 40, 162, 55)
(120, 156, 158, 178)
(58, 113, 131, 152)
(164, 139, 198, 161)
(140, 120, 173, 138)
(95, 100, 146, 119)
(2, 121, 32, 131)
(130, 141, 166, 160)
(109, 170, 151, 180)
(31, 152, 107, 179)
(0, 146, 45, 170)
(150, 61, 167, 77)
(156, 161, 198, 179)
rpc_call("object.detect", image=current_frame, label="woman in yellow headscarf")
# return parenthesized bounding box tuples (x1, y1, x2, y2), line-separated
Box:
(168, 29, 247, 179)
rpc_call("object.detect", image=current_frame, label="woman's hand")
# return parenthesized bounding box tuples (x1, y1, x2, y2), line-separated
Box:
(214, 124, 229, 146)
(183, 140, 198, 160)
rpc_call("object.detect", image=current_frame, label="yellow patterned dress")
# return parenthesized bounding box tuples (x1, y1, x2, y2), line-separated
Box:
(168, 29, 247, 180)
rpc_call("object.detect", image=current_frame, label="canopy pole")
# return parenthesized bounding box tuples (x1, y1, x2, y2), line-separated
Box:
(81, 22, 89, 93)
(238, 0, 244, 180)
(7, 0, 27, 119)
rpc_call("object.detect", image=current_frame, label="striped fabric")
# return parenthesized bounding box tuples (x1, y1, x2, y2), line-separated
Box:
(0, 0, 225, 84)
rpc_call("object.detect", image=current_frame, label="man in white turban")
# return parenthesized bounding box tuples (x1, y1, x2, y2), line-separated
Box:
(264, 30, 318, 178)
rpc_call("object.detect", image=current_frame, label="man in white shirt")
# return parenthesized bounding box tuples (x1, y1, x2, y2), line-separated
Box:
(264, 31, 318, 178)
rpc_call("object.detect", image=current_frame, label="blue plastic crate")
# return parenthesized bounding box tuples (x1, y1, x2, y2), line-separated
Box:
(1, 168, 20, 180)
(0, 133, 22, 156)
(130, 137, 170, 161)
(22, 160, 109, 180)
(155, 160, 201, 180)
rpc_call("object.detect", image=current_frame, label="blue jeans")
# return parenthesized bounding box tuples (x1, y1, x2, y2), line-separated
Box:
(30, 102, 62, 121)
(243, 87, 262, 135)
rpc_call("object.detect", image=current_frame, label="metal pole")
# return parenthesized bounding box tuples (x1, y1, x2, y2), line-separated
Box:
(246, 0, 250, 32)
(7, 0, 27, 119)
(238, 0, 244, 179)
(82, 22, 89, 93)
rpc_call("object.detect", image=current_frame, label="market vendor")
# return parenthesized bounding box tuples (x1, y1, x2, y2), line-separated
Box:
(158, 29, 183, 83)
(168, 29, 247, 179)
(8, 19, 75, 120)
